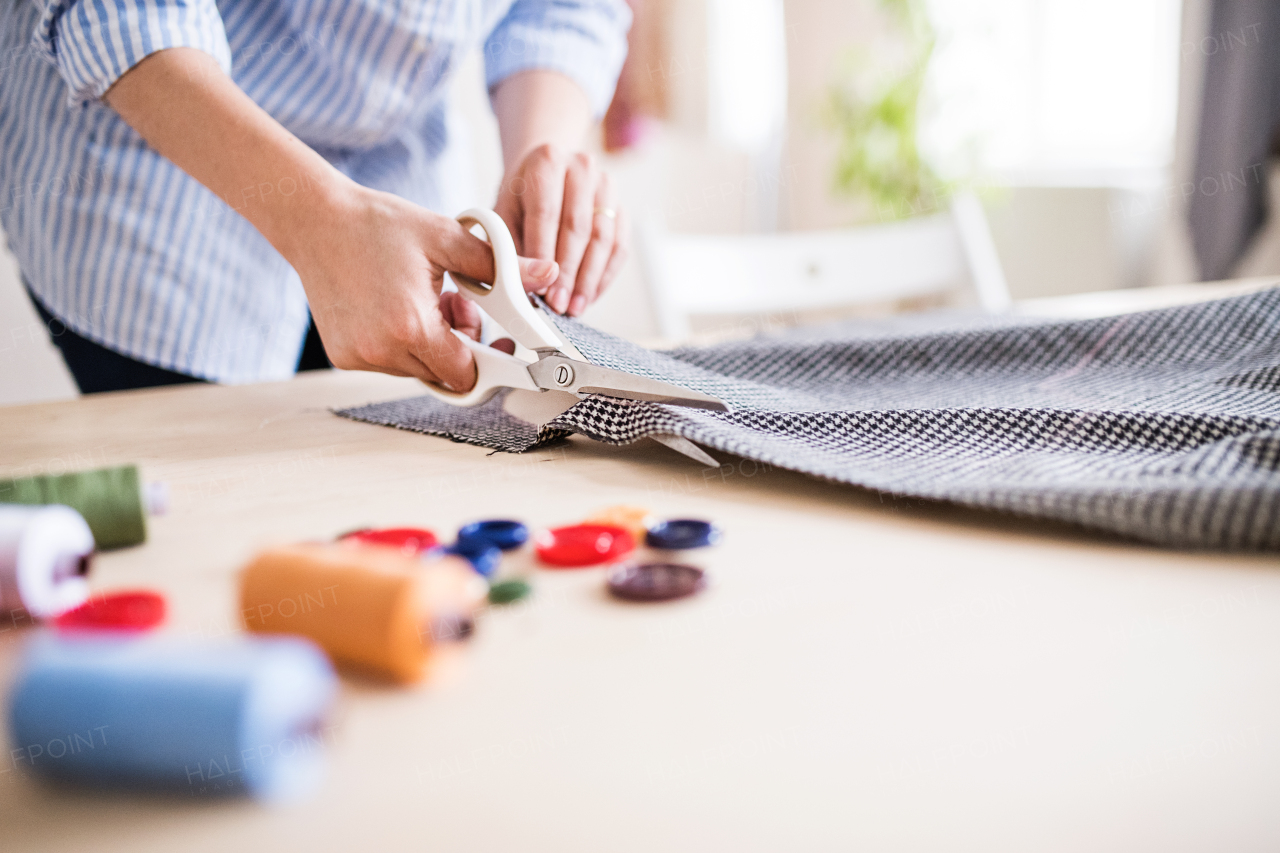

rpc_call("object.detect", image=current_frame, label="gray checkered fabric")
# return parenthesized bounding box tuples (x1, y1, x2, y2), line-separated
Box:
(338, 289, 1280, 550)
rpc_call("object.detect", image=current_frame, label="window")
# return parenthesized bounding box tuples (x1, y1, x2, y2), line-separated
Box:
(923, 0, 1182, 185)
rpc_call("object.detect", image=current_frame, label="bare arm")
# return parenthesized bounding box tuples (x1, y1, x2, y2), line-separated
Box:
(105, 48, 344, 261)
(104, 48, 558, 389)
(490, 69, 591, 172)
(491, 70, 629, 317)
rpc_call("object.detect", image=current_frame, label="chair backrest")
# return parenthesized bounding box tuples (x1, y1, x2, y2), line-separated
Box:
(640, 190, 1011, 339)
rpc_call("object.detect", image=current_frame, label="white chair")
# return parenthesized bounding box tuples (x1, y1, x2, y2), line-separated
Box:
(639, 191, 1012, 340)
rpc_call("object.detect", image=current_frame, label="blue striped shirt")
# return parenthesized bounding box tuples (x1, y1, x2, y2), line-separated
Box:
(1, 0, 629, 382)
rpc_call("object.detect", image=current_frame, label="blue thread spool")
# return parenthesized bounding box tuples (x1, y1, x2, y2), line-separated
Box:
(457, 520, 528, 551)
(8, 635, 337, 801)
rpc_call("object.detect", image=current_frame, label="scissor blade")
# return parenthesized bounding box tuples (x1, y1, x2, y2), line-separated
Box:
(528, 356, 730, 412)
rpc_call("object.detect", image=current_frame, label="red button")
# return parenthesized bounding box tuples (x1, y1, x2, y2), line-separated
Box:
(535, 524, 635, 568)
(54, 591, 167, 632)
(341, 527, 438, 554)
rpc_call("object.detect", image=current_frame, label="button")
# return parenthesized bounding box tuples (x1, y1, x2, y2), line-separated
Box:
(54, 590, 167, 631)
(645, 519, 722, 550)
(457, 520, 528, 551)
(607, 562, 705, 602)
(340, 527, 438, 554)
(445, 540, 502, 578)
(488, 578, 532, 605)
(535, 524, 635, 568)
(584, 505, 654, 543)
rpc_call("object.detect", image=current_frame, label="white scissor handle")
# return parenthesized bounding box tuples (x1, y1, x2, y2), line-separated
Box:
(449, 208, 567, 352)
(419, 209, 564, 407)
(421, 329, 540, 407)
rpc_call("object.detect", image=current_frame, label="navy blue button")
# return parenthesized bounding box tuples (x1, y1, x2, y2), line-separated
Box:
(645, 519, 722, 550)
(445, 540, 502, 578)
(457, 520, 529, 551)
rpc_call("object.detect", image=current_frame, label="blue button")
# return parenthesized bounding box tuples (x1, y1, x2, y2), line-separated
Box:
(645, 520, 722, 550)
(457, 520, 529, 551)
(445, 540, 502, 578)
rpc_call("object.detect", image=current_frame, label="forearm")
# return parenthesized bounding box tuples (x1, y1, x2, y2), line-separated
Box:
(489, 68, 624, 316)
(490, 70, 592, 172)
(103, 47, 353, 263)
(94, 48, 563, 391)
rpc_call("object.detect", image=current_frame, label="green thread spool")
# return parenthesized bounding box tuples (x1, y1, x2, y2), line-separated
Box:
(0, 465, 155, 550)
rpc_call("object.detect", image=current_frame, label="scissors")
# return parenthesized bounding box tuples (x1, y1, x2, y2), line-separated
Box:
(423, 208, 730, 420)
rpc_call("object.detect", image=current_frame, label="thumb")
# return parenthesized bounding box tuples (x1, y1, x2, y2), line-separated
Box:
(437, 219, 497, 291)
(412, 309, 477, 393)
(436, 218, 559, 292)
(519, 256, 558, 293)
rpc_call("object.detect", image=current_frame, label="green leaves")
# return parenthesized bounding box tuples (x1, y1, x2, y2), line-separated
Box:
(825, 0, 946, 221)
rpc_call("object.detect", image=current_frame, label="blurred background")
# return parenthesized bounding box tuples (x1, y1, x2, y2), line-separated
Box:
(5, 0, 1273, 405)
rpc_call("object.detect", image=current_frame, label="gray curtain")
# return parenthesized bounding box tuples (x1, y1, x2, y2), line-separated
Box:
(1188, 1, 1280, 281)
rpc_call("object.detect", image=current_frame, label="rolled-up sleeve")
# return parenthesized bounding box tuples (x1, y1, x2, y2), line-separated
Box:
(484, 0, 631, 118)
(32, 0, 232, 105)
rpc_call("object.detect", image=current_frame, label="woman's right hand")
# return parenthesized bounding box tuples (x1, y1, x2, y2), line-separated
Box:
(286, 183, 558, 392)
(103, 48, 555, 392)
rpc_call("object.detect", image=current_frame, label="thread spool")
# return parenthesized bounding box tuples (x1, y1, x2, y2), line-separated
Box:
(240, 544, 487, 684)
(0, 505, 93, 619)
(0, 465, 164, 550)
(8, 634, 337, 801)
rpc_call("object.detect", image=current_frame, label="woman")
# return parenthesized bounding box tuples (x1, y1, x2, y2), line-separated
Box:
(0, 0, 631, 393)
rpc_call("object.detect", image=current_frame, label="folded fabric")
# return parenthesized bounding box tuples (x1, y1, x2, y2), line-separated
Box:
(338, 289, 1280, 551)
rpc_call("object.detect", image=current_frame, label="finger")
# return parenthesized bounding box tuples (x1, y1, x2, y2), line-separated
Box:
(568, 177, 617, 316)
(336, 338, 442, 384)
(490, 337, 516, 355)
(518, 255, 558, 293)
(494, 186, 524, 255)
(520, 144, 567, 264)
(434, 216, 558, 295)
(434, 217, 497, 291)
(406, 305, 477, 392)
(549, 152, 596, 314)
(439, 291, 482, 341)
(597, 207, 630, 298)
(331, 351, 417, 379)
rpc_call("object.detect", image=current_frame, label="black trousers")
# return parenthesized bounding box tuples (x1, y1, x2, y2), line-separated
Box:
(28, 288, 330, 394)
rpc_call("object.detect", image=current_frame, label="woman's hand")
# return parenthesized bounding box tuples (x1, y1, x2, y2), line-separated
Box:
(494, 144, 629, 318)
(105, 52, 611, 390)
(104, 49, 557, 393)
(291, 185, 558, 391)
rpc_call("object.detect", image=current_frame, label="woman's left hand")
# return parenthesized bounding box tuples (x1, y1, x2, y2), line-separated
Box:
(494, 144, 629, 317)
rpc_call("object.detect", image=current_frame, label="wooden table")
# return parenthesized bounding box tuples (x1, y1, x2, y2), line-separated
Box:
(2, 282, 1279, 851)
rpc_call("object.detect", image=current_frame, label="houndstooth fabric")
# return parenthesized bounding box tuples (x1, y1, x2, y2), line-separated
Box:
(338, 288, 1280, 550)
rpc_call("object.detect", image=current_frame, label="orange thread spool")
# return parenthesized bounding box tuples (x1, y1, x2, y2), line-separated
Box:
(239, 544, 483, 684)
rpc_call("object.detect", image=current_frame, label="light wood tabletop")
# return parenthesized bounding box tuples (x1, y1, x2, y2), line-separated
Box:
(2, 281, 1279, 852)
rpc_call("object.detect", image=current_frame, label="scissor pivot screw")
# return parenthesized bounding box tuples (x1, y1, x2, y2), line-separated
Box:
(553, 364, 575, 387)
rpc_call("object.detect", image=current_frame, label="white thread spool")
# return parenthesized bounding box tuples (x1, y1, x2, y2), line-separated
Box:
(0, 505, 93, 618)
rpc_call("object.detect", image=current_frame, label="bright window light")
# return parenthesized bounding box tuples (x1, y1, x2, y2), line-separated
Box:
(707, 0, 789, 153)
(922, 0, 1181, 185)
